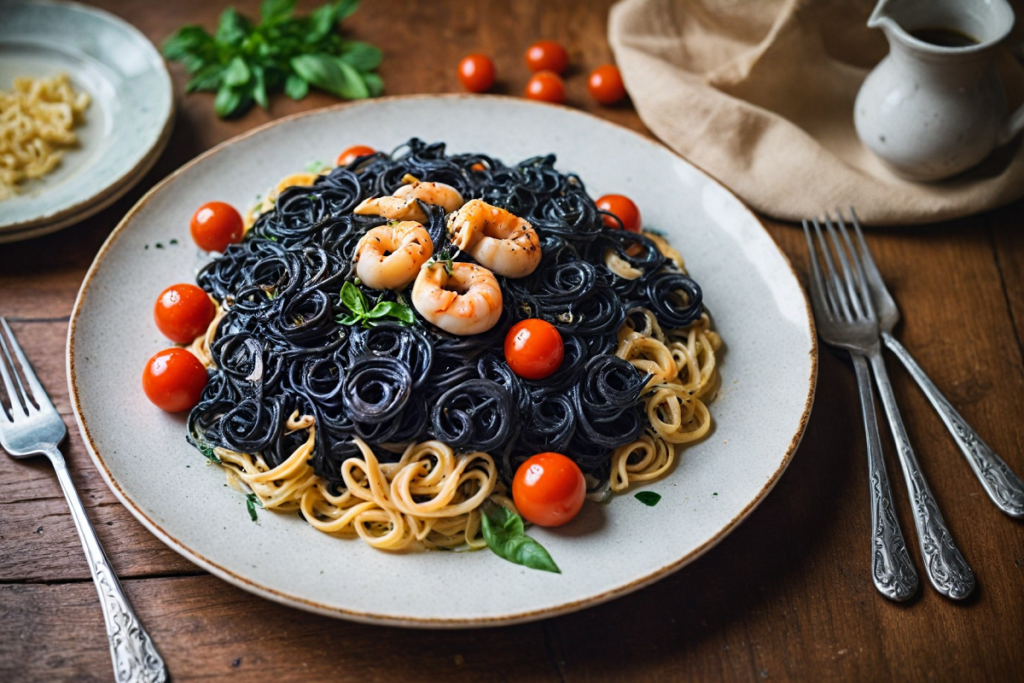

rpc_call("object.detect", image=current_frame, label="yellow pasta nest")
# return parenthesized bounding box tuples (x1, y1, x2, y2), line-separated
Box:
(0, 73, 90, 200)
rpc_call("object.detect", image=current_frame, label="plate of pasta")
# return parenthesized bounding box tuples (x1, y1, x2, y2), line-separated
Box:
(69, 95, 816, 626)
(0, 0, 173, 241)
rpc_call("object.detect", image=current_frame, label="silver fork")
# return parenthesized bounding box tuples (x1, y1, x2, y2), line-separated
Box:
(803, 222, 918, 602)
(0, 319, 167, 683)
(805, 218, 975, 600)
(844, 209, 1024, 518)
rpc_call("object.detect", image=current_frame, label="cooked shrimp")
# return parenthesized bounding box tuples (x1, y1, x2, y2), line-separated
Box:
(354, 177, 465, 223)
(412, 261, 503, 335)
(446, 199, 542, 278)
(354, 221, 434, 290)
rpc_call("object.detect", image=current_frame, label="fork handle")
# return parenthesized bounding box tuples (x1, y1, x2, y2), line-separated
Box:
(866, 352, 975, 599)
(46, 447, 168, 683)
(851, 353, 918, 601)
(883, 332, 1024, 518)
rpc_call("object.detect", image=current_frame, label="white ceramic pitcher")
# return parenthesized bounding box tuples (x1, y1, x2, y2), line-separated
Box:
(854, 0, 1024, 181)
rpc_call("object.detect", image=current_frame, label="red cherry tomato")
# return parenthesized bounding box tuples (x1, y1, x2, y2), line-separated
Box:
(154, 284, 215, 344)
(142, 348, 208, 413)
(504, 319, 564, 380)
(458, 54, 496, 93)
(596, 194, 642, 233)
(190, 201, 244, 253)
(587, 64, 626, 105)
(525, 71, 565, 104)
(336, 145, 376, 167)
(512, 452, 586, 527)
(525, 40, 569, 74)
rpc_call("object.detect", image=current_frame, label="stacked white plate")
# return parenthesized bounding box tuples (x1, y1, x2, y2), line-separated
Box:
(0, 0, 174, 243)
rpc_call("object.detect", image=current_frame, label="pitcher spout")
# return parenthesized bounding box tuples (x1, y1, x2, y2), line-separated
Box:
(866, 0, 1015, 54)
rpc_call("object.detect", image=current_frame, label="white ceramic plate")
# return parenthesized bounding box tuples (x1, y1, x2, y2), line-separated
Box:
(0, 0, 173, 236)
(68, 96, 816, 627)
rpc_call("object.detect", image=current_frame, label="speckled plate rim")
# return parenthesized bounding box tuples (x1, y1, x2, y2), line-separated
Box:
(0, 0, 175, 233)
(67, 94, 818, 628)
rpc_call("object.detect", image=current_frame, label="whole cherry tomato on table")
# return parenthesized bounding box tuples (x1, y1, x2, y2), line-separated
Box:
(587, 64, 627, 105)
(337, 145, 376, 167)
(190, 201, 244, 252)
(513, 452, 586, 527)
(525, 40, 569, 74)
(142, 348, 208, 413)
(596, 194, 642, 233)
(458, 54, 496, 93)
(525, 71, 565, 104)
(154, 284, 215, 344)
(504, 319, 564, 380)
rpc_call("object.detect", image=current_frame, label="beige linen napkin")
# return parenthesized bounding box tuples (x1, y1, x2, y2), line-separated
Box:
(608, 0, 1024, 225)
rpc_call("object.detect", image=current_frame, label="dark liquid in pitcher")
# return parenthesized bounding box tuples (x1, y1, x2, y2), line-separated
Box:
(909, 27, 980, 47)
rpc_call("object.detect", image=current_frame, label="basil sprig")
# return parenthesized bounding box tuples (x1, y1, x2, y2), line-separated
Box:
(336, 281, 416, 328)
(162, 0, 383, 119)
(246, 493, 263, 522)
(481, 502, 561, 574)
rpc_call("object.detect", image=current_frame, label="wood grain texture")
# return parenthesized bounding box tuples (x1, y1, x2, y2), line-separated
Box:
(1, 1, 1024, 681)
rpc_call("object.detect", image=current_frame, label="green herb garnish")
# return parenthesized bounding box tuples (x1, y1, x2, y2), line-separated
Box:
(427, 247, 457, 276)
(246, 493, 263, 522)
(162, 0, 383, 119)
(480, 502, 560, 574)
(336, 281, 416, 328)
(198, 444, 221, 464)
(305, 159, 326, 174)
(635, 491, 661, 507)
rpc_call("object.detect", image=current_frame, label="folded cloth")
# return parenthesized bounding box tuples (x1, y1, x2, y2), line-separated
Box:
(608, 0, 1024, 225)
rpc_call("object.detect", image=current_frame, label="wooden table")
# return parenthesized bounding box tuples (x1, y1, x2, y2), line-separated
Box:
(2, 1, 1023, 680)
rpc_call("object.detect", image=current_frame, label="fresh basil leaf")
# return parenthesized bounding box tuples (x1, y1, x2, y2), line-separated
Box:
(336, 313, 361, 326)
(223, 56, 252, 87)
(340, 281, 367, 315)
(333, 59, 370, 99)
(290, 53, 348, 96)
(366, 301, 403, 319)
(251, 64, 269, 108)
(339, 42, 382, 71)
(214, 83, 242, 117)
(186, 63, 224, 92)
(389, 304, 416, 324)
(197, 443, 221, 463)
(260, 0, 296, 23)
(333, 0, 360, 21)
(284, 74, 309, 100)
(362, 72, 384, 97)
(481, 504, 561, 574)
(216, 7, 251, 45)
(635, 491, 661, 507)
(308, 3, 338, 41)
(162, 25, 213, 60)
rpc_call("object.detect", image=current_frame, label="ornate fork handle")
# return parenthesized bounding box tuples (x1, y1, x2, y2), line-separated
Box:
(883, 332, 1024, 518)
(867, 352, 975, 600)
(851, 354, 918, 601)
(47, 447, 168, 683)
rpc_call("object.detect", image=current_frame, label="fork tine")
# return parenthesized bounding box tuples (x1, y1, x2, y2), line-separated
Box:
(836, 211, 877, 320)
(802, 220, 833, 318)
(812, 218, 852, 321)
(0, 325, 29, 418)
(849, 208, 887, 289)
(823, 213, 865, 320)
(0, 319, 48, 413)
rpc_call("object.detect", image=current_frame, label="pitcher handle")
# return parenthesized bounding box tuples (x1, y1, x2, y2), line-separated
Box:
(997, 102, 1024, 146)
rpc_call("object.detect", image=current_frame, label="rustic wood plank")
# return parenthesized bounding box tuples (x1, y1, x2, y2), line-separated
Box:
(991, 199, 1024, 361)
(0, 321, 197, 581)
(0, 576, 561, 683)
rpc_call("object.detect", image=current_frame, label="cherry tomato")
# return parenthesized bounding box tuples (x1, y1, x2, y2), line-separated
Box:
(504, 319, 564, 380)
(525, 40, 569, 74)
(525, 71, 566, 104)
(336, 145, 376, 167)
(142, 348, 208, 413)
(458, 54, 496, 93)
(587, 64, 627, 105)
(512, 452, 586, 527)
(154, 284, 215, 344)
(190, 201, 244, 253)
(596, 194, 642, 233)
